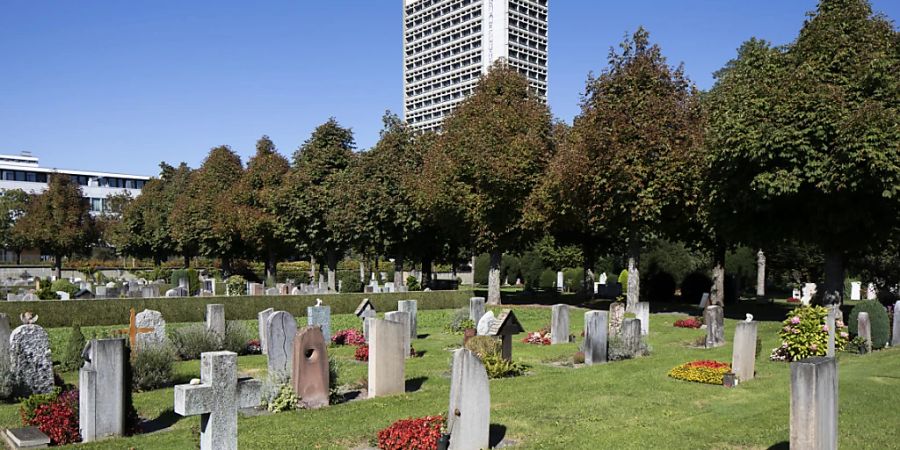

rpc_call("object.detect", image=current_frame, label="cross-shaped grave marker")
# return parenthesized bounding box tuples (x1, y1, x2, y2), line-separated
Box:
(488, 309, 524, 361)
(174, 351, 261, 450)
(113, 308, 154, 352)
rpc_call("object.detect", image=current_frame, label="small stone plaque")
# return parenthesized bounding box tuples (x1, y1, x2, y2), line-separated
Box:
(5, 426, 50, 448)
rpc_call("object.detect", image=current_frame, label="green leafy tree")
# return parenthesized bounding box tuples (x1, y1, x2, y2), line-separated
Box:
(574, 28, 705, 310)
(14, 174, 94, 278)
(705, 0, 900, 303)
(418, 62, 554, 304)
(0, 189, 31, 264)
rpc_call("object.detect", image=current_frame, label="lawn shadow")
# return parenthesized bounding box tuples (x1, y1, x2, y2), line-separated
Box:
(405, 376, 428, 393)
(489, 424, 507, 448)
(414, 350, 428, 358)
(140, 408, 181, 434)
(417, 334, 430, 339)
(767, 442, 789, 450)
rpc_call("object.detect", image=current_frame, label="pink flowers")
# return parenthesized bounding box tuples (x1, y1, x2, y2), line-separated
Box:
(840, 332, 849, 339)
(822, 324, 829, 332)
(809, 344, 818, 351)
(790, 316, 801, 325)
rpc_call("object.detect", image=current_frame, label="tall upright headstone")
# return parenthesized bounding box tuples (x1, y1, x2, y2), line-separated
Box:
(290, 326, 329, 409)
(174, 351, 262, 450)
(368, 319, 405, 398)
(608, 302, 625, 336)
(447, 349, 490, 450)
(583, 311, 609, 365)
(731, 321, 758, 382)
(79, 338, 126, 442)
(790, 357, 837, 450)
(893, 301, 900, 347)
(266, 311, 297, 378)
(705, 305, 726, 348)
(384, 311, 411, 358)
(634, 301, 650, 336)
(621, 318, 642, 358)
(206, 304, 225, 339)
(551, 304, 570, 344)
(857, 312, 872, 353)
(556, 271, 564, 292)
(756, 250, 766, 296)
(307, 302, 332, 343)
(9, 319, 53, 395)
(257, 308, 274, 355)
(826, 306, 836, 357)
(469, 297, 485, 322)
(0, 313, 10, 358)
(397, 300, 418, 339)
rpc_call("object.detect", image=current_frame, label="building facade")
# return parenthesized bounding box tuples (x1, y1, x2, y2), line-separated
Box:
(403, 0, 548, 132)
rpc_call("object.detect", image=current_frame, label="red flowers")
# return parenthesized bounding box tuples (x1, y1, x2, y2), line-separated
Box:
(674, 318, 702, 329)
(333, 328, 366, 346)
(355, 344, 369, 362)
(522, 328, 551, 345)
(25, 390, 81, 445)
(377, 415, 444, 450)
(687, 360, 731, 369)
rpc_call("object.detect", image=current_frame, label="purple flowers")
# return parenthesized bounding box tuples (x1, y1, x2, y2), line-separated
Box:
(790, 316, 801, 325)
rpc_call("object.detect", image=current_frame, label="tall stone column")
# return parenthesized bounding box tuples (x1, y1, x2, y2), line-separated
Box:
(756, 250, 766, 297)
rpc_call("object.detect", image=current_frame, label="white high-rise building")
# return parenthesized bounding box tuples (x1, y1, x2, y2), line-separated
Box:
(403, 0, 548, 132)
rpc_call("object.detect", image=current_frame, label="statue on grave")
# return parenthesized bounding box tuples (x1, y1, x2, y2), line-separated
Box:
(20, 311, 38, 325)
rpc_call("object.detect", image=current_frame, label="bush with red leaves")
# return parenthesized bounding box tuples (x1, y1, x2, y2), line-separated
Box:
(355, 344, 369, 362)
(333, 329, 366, 346)
(377, 415, 444, 450)
(25, 390, 80, 445)
(674, 318, 702, 329)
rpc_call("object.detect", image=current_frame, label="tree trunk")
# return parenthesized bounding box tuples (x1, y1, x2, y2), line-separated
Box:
(15, 250, 21, 265)
(422, 255, 433, 289)
(221, 258, 231, 278)
(488, 251, 502, 305)
(756, 249, 766, 297)
(710, 243, 726, 306)
(183, 254, 190, 269)
(309, 256, 317, 283)
(823, 252, 844, 305)
(326, 250, 337, 292)
(265, 250, 277, 286)
(626, 240, 640, 311)
(394, 255, 405, 287)
(55, 253, 63, 279)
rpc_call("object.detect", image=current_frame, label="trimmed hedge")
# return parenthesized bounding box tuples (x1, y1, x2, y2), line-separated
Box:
(0, 290, 474, 328)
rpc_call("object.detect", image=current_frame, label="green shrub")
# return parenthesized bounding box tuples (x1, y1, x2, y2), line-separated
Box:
(563, 268, 584, 292)
(131, 346, 176, 391)
(406, 276, 421, 291)
(267, 384, 298, 413)
(446, 308, 471, 333)
(464, 336, 500, 358)
(225, 275, 247, 296)
(770, 306, 849, 361)
(138, 267, 172, 283)
(473, 254, 490, 285)
(618, 270, 629, 291)
(501, 255, 521, 285)
(481, 354, 528, 379)
(35, 280, 59, 300)
(539, 269, 556, 290)
(848, 300, 890, 350)
(221, 321, 253, 355)
(519, 250, 545, 291)
(60, 324, 86, 372)
(644, 270, 676, 302)
(171, 324, 218, 360)
(50, 280, 79, 298)
(680, 272, 712, 304)
(170, 269, 200, 295)
(0, 355, 14, 402)
(19, 388, 61, 423)
(337, 271, 362, 293)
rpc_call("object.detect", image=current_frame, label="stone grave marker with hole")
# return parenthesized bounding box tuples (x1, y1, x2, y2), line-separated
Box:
(447, 348, 490, 450)
(290, 326, 329, 409)
(79, 338, 126, 442)
(368, 319, 405, 398)
(174, 351, 262, 450)
(488, 309, 524, 362)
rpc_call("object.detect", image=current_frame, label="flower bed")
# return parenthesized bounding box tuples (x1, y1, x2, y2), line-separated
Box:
(522, 328, 551, 345)
(668, 360, 731, 385)
(674, 317, 702, 328)
(770, 305, 848, 361)
(332, 328, 366, 346)
(245, 339, 261, 354)
(786, 297, 800, 303)
(21, 390, 81, 445)
(354, 344, 369, 362)
(377, 415, 444, 450)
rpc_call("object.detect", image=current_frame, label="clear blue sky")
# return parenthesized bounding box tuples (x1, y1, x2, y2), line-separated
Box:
(1, 1, 898, 176)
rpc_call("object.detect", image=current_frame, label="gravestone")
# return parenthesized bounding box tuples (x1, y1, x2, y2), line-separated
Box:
(291, 286, 302, 296)
(206, 304, 225, 339)
(858, 312, 872, 353)
(469, 297, 486, 322)
(290, 326, 329, 409)
(165, 287, 187, 298)
(476, 311, 496, 336)
(790, 357, 837, 450)
(354, 299, 376, 341)
(551, 304, 570, 344)
(635, 301, 649, 336)
(756, 250, 766, 296)
(866, 283, 877, 300)
(248, 283, 265, 296)
(893, 301, 900, 347)
(368, 319, 405, 398)
(257, 308, 274, 355)
(21, 293, 38, 302)
(265, 287, 279, 296)
(307, 302, 331, 343)
(56, 291, 70, 300)
(699, 292, 710, 309)
(134, 309, 167, 351)
(277, 283, 290, 295)
(705, 305, 725, 348)
(9, 321, 53, 395)
(2, 427, 50, 449)
(447, 349, 490, 450)
(621, 318, 642, 358)
(0, 313, 9, 357)
(488, 310, 524, 362)
(609, 302, 625, 335)
(850, 282, 861, 301)
(141, 284, 160, 299)
(731, 321, 758, 382)
(384, 311, 411, 358)
(584, 311, 609, 365)
(174, 351, 262, 450)
(826, 306, 837, 357)
(398, 300, 418, 339)
(599, 272, 608, 284)
(79, 338, 126, 442)
(266, 311, 297, 377)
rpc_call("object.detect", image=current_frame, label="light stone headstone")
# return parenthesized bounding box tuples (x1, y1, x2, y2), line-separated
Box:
(705, 305, 725, 348)
(584, 311, 608, 365)
(134, 309, 167, 351)
(56, 291, 70, 300)
(731, 321, 758, 382)
(384, 311, 411, 358)
(368, 319, 405, 398)
(266, 311, 297, 377)
(551, 304, 570, 344)
(141, 284, 160, 299)
(826, 306, 837, 357)
(447, 349, 490, 450)
(79, 338, 126, 442)
(556, 271, 564, 292)
(174, 351, 262, 450)
(621, 318, 642, 358)
(469, 297, 485, 322)
(866, 283, 877, 300)
(857, 312, 872, 353)
(307, 304, 331, 343)
(699, 292, 710, 309)
(790, 357, 837, 450)
(205, 304, 225, 339)
(635, 301, 649, 336)
(165, 287, 187, 298)
(9, 323, 53, 395)
(257, 308, 274, 355)
(0, 314, 9, 357)
(291, 287, 302, 296)
(892, 301, 900, 347)
(21, 293, 38, 302)
(599, 272, 608, 284)
(290, 326, 329, 409)
(354, 299, 376, 341)
(850, 282, 861, 301)
(397, 300, 418, 339)
(476, 311, 496, 336)
(609, 302, 625, 335)
(265, 287, 279, 296)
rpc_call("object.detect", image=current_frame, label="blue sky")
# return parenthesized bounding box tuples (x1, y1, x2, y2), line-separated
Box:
(1, 1, 898, 176)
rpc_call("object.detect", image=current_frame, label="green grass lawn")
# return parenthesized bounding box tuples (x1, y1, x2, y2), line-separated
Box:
(2, 304, 898, 449)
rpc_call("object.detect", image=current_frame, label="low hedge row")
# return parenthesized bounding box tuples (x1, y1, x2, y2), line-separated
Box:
(0, 290, 474, 327)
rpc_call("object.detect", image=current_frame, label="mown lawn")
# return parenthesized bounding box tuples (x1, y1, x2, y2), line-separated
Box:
(2, 304, 898, 449)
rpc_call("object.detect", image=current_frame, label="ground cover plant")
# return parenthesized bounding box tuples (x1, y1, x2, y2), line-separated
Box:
(668, 360, 731, 385)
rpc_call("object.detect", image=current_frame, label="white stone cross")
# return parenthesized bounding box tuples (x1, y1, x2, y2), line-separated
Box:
(174, 351, 261, 450)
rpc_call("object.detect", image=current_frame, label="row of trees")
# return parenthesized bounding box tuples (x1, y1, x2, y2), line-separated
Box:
(2, 0, 898, 307)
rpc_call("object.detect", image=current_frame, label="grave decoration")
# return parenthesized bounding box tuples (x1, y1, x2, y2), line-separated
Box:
(668, 360, 732, 385)
(487, 309, 524, 361)
(113, 308, 155, 354)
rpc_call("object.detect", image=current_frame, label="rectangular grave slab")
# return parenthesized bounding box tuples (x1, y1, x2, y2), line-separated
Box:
(790, 357, 837, 450)
(448, 349, 490, 450)
(398, 300, 418, 339)
(307, 304, 331, 343)
(584, 311, 608, 365)
(257, 308, 274, 355)
(893, 301, 900, 347)
(731, 321, 758, 382)
(3, 427, 50, 449)
(469, 297, 485, 322)
(634, 302, 650, 336)
(551, 304, 570, 344)
(80, 338, 126, 442)
(384, 311, 411, 358)
(705, 305, 725, 348)
(368, 319, 405, 398)
(206, 304, 225, 338)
